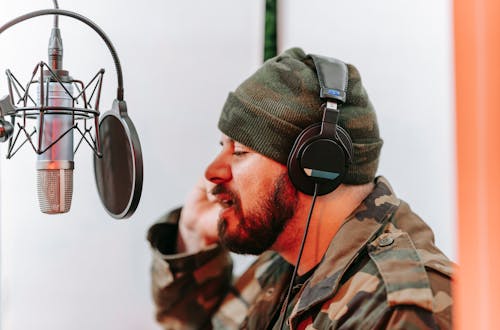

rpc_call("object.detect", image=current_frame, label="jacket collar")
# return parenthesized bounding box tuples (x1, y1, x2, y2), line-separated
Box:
(293, 176, 400, 315)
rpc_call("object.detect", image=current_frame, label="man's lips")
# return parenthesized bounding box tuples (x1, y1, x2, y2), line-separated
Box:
(213, 194, 234, 208)
(217, 196, 235, 220)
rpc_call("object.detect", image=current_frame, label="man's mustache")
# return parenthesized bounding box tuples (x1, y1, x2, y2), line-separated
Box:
(210, 185, 240, 208)
(211, 184, 236, 199)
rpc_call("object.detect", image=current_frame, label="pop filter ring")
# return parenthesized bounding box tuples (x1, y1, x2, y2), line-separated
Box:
(0, 9, 143, 219)
(95, 101, 143, 219)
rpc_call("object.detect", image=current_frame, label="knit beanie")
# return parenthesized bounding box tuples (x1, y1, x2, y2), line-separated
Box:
(218, 47, 383, 184)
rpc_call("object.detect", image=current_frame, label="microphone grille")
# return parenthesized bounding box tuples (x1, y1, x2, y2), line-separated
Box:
(37, 169, 73, 214)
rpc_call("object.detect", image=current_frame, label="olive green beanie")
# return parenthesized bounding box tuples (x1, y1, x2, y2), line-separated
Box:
(218, 47, 383, 184)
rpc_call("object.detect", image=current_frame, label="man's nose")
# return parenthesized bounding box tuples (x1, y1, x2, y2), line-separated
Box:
(205, 153, 232, 184)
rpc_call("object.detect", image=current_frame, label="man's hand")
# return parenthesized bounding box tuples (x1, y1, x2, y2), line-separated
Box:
(177, 179, 221, 253)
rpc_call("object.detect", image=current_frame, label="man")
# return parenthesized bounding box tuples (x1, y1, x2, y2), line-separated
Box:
(147, 48, 453, 329)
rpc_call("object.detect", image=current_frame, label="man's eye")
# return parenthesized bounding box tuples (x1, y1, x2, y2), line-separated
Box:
(233, 151, 248, 156)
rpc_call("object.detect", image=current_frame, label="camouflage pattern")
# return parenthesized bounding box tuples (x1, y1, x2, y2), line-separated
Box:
(148, 177, 453, 329)
(149, 208, 234, 329)
(218, 48, 383, 185)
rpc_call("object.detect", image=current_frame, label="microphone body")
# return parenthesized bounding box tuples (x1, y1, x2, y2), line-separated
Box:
(36, 80, 74, 214)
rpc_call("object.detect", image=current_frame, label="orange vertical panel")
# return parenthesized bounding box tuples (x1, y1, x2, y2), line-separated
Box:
(454, 0, 500, 328)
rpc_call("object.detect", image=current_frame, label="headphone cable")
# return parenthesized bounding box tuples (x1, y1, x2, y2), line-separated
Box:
(278, 183, 319, 330)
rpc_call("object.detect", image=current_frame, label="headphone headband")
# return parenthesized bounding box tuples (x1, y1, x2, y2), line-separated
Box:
(309, 54, 348, 103)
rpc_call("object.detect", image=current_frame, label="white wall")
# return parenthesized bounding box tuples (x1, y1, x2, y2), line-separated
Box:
(0, 1, 454, 329)
(279, 0, 455, 258)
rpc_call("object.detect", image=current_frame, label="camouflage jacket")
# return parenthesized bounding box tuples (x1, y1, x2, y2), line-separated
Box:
(148, 177, 453, 329)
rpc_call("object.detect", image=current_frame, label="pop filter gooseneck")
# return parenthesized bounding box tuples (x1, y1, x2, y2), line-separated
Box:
(0, 9, 143, 219)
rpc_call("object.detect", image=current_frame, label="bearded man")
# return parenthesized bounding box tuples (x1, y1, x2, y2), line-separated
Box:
(147, 48, 453, 330)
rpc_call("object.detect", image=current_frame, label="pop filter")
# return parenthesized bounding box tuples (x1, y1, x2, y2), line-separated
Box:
(94, 99, 143, 219)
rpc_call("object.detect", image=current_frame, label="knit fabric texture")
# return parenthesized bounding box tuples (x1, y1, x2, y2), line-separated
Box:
(218, 47, 383, 184)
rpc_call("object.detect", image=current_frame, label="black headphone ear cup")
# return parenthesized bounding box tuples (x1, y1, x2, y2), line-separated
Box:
(287, 123, 347, 196)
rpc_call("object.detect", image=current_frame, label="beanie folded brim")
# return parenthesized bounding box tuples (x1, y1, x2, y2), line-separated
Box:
(218, 91, 303, 165)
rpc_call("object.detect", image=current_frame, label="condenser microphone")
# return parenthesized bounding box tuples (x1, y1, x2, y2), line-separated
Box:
(36, 25, 74, 214)
(0, 6, 143, 218)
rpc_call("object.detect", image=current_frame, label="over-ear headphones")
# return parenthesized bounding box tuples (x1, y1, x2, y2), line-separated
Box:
(287, 55, 353, 196)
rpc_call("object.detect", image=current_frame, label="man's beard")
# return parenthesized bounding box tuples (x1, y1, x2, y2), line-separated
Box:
(212, 173, 298, 255)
